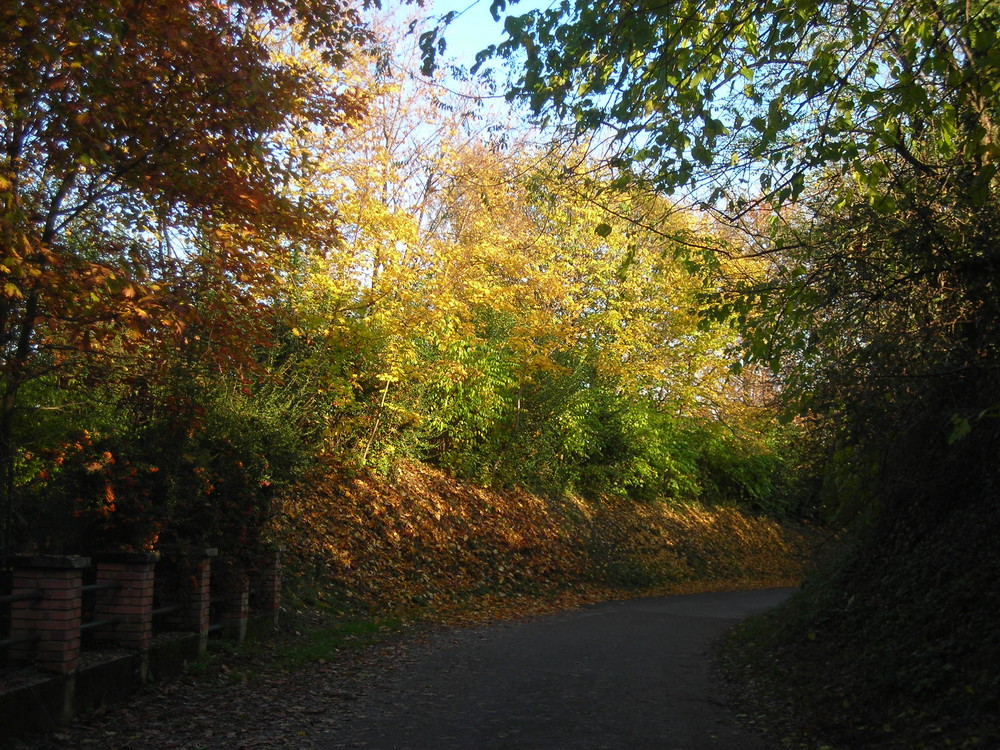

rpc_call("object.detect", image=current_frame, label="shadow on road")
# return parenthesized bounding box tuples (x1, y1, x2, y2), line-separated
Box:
(316, 588, 795, 750)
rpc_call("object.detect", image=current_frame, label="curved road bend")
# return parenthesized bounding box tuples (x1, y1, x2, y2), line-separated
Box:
(318, 587, 794, 750)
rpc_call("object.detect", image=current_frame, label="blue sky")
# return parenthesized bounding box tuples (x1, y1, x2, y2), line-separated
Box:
(420, 0, 553, 68)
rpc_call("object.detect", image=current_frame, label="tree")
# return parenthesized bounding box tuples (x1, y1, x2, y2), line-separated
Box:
(269, 7, 514, 471)
(392, 142, 787, 503)
(445, 6, 1000, 740)
(0, 0, 372, 552)
(272, 33, 783, 500)
(437, 0, 1000, 498)
(454, 0, 998, 208)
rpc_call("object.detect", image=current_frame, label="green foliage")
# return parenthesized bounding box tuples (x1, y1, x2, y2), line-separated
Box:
(412, 343, 795, 513)
(4, 6, 805, 565)
(684, 419, 788, 512)
(721, 161, 1000, 523)
(0, 0, 373, 553)
(461, 0, 999, 209)
(11, 365, 313, 559)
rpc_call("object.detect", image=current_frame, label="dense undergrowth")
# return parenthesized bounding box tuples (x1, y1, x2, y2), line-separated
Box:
(719, 491, 1000, 750)
(275, 459, 815, 617)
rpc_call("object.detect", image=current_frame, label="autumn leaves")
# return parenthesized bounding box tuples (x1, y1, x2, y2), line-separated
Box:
(1, 5, 792, 569)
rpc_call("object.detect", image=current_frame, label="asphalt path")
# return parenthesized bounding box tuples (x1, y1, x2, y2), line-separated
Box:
(318, 587, 794, 750)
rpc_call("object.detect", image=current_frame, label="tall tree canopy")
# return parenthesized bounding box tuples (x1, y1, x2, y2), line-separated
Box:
(454, 0, 1000, 484)
(272, 18, 784, 505)
(450, 0, 999, 207)
(453, 5, 1000, 741)
(0, 0, 374, 550)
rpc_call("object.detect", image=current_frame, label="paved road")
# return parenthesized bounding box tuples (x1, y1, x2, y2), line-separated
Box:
(318, 588, 794, 750)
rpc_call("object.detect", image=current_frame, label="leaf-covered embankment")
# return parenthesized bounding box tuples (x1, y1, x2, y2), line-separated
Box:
(276, 460, 816, 616)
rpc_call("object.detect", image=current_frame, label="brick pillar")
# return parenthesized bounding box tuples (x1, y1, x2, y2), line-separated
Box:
(251, 548, 282, 627)
(217, 558, 249, 643)
(176, 548, 216, 656)
(93, 552, 159, 651)
(8, 555, 89, 674)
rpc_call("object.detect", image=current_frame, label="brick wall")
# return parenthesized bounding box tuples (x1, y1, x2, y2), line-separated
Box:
(3, 547, 282, 674)
(7, 556, 88, 674)
(93, 552, 159, 651)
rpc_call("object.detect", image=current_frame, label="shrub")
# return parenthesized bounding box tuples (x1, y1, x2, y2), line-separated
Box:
(12, 375, 312, 560)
